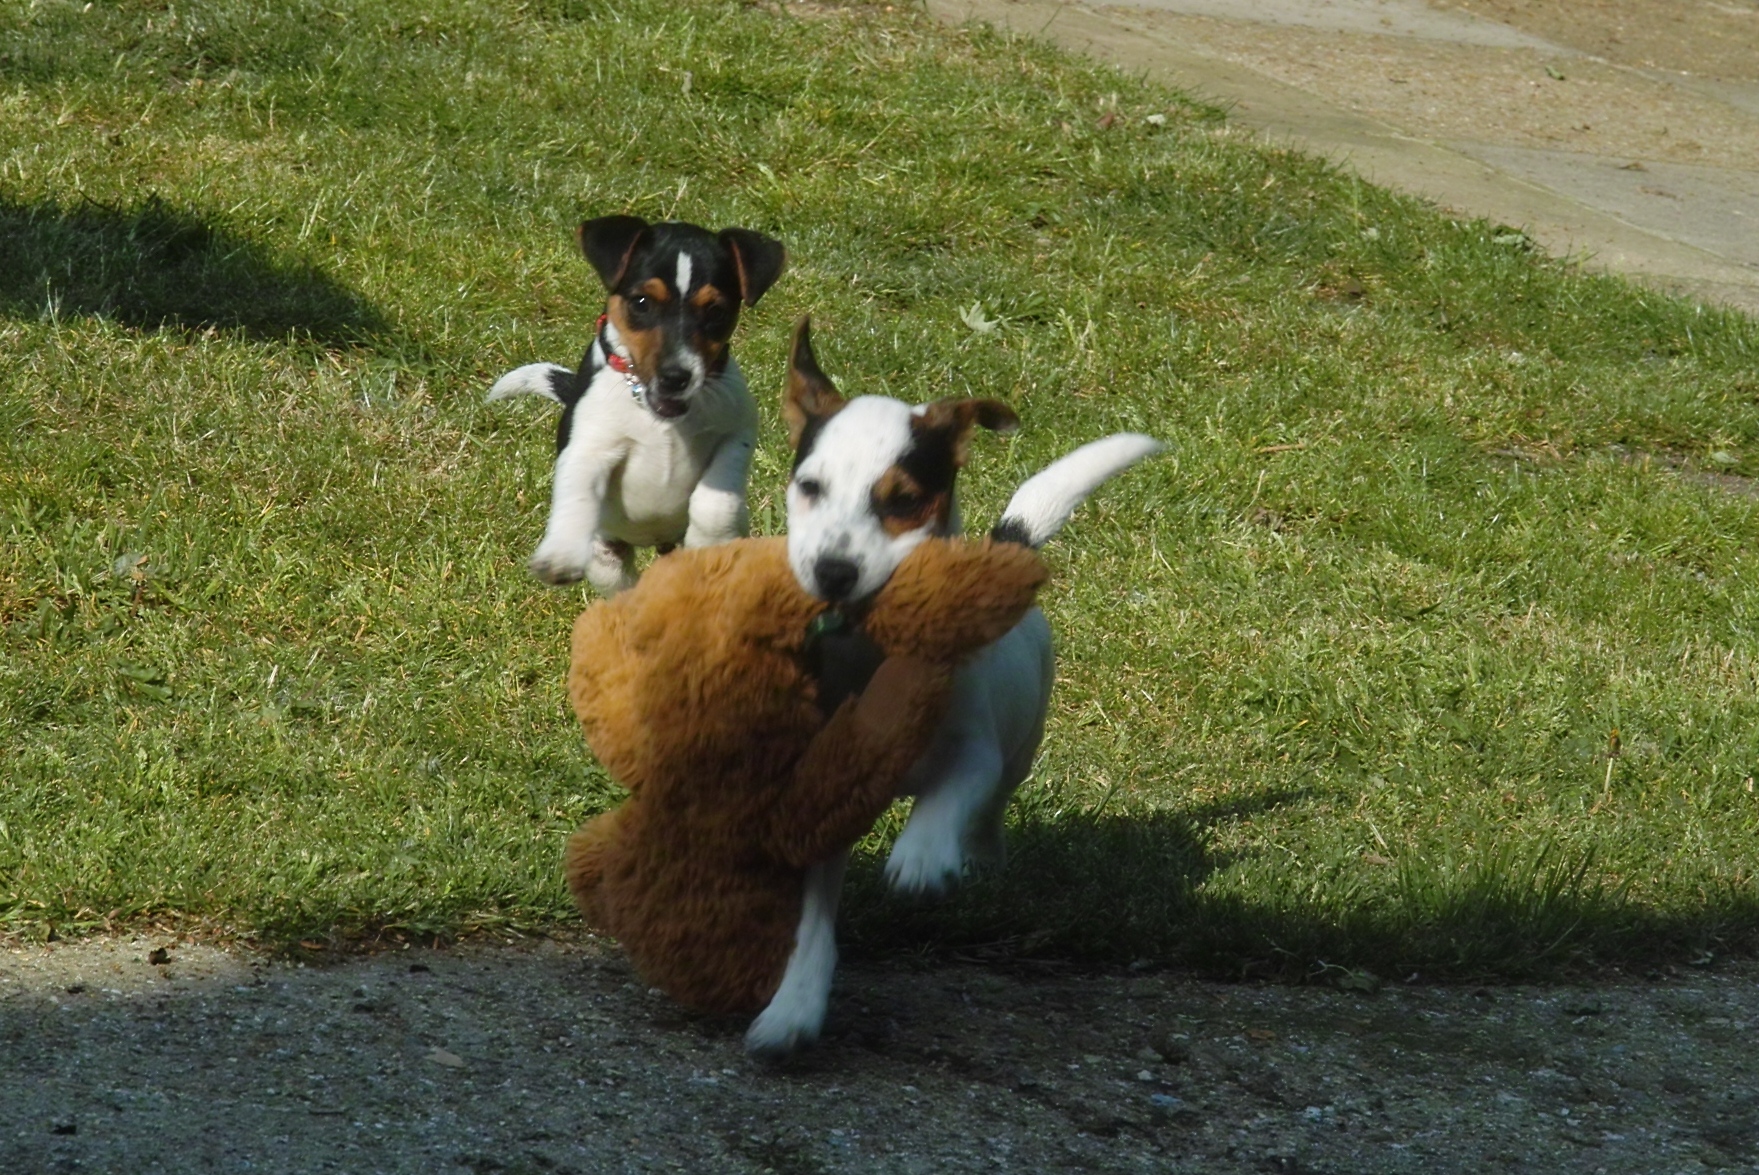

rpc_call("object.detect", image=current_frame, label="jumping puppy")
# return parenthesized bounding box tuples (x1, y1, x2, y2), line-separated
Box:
(489, 216, 785, 594)
(744, 318, 1160, 1056)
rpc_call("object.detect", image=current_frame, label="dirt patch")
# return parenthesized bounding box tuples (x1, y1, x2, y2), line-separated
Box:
(945, 0, 1759, 311)
(1432, 0, 1759, 83)
(4, 934, 1757, 1173)
(1099, 8, 1759, 171)
(1609, 445, 1759, 497)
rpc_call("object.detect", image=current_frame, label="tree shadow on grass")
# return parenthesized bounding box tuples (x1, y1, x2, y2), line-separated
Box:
(0, 193, 388, 345)
(842, 794, 1759, 982)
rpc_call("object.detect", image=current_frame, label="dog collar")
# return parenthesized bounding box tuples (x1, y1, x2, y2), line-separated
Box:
(803, 608, 885, 717)
(805, 609, 850, 646)
(594, 313, 648, 405)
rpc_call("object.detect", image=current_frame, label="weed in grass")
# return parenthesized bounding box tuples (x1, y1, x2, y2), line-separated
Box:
(1, 0, 1757, 978)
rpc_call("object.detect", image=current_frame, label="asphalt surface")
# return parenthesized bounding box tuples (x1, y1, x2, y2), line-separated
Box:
(4, 934, 1758, 1174)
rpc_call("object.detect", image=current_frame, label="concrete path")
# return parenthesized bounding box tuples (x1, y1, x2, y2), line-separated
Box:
(927, 0, 1759, 316)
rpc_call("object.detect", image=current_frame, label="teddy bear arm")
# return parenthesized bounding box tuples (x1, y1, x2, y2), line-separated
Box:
(562, 806, 632, 933)
(762, 657, 952, 869)
(861, 539, 1048, 663)
(568, 605, 655, 791)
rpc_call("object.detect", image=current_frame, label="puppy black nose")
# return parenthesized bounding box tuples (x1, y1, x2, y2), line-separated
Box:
(654, 364, 693, 396)
(814, 556, 860, 602)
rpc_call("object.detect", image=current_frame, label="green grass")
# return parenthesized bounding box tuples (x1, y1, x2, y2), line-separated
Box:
(3, 0, 1758, 981)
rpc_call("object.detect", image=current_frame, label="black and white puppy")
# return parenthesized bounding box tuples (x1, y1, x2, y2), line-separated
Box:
(743, 319, 1161, 1056)
(490, 216, 785, 593)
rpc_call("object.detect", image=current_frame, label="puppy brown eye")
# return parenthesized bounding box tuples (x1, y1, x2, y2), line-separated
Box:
(629, 295, 653, 314)
(883, 492, 922, 517)
(796, 478, 823, 501)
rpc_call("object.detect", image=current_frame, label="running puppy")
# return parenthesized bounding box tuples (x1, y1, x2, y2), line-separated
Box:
(744, 318, 1160, 1056)
(489, 216, 785, 593)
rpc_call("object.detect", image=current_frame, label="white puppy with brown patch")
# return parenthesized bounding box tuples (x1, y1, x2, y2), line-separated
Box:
(744, 319, 1160, 1056)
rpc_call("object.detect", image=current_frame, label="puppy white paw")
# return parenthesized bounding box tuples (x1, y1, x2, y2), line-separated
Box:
(743, 996, 824, 1060)
(528, 540, 590, 586)
(883, 824, 967, 896)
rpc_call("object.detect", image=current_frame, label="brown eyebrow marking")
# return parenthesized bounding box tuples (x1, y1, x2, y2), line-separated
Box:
(689, 283, 728, 310)
(638, 277, 671, 302)
(607, 295, 663, 373)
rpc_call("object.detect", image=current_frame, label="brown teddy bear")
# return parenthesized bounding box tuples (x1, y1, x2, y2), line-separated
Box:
(562, 534, 1046, 1016)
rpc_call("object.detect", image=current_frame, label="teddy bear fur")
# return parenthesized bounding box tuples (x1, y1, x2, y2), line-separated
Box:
(562, 535, 1047, 1014)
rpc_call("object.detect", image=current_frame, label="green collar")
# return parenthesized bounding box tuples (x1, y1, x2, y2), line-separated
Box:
(804, 608, 851, 650)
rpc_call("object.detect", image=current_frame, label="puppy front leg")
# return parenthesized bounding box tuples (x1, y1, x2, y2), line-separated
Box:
(885, 734, 1006, 896)
(683, 431, 754, 548)
(530, 432, 625, 588)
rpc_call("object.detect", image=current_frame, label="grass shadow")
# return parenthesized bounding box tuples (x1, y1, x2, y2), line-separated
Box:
(0, 193, 388, 344)
(843, 801, 1759, 983)
(842, 805, 1225, 965)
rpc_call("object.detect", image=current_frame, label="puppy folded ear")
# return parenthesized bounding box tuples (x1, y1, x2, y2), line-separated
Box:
(783, 316, 846, 450)
(912, 397, 1021, 466)
(719, 227, 787, 306)
(578, 215, 650, 290)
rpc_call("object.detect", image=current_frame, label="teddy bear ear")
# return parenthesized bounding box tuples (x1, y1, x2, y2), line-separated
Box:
(910, 397, 1021, 468)
(783, 316, 846, 451)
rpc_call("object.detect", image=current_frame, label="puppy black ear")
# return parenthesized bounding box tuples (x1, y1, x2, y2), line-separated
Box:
(783, 317, 845, 450)
(914, 397, 1021, 466)
(577, 215, 650, 290)
(719, 227, 787, 307)
(965, 399, 1021, 435)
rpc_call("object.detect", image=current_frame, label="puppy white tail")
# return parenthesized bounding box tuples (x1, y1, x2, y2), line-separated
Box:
(487, 362, 574, 404)
(991, 433, 1162, 548)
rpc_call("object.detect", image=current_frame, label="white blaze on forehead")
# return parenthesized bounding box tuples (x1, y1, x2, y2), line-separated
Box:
(674, 252, 693, 295)
(795, 396, 916, 483)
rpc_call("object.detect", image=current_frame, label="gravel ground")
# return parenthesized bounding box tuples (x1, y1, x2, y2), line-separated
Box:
(4, 935, 1757, 1174)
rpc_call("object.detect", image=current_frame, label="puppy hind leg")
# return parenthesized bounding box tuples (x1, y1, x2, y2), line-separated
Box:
(745, 851, 849, 1059)
(884, 738, 1005, 897)
(965, 742, 1040, 873)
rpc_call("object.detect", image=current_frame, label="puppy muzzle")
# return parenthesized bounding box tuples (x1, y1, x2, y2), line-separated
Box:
(812, 556, 861, 603)
(647, 361, 698, 418)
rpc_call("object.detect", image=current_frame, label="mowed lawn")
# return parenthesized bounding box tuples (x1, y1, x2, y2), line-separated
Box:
(3, 0, 1758, 980)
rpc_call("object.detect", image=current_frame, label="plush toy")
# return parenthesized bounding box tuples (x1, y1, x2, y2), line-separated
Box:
(562, 534, 1046, 1014)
